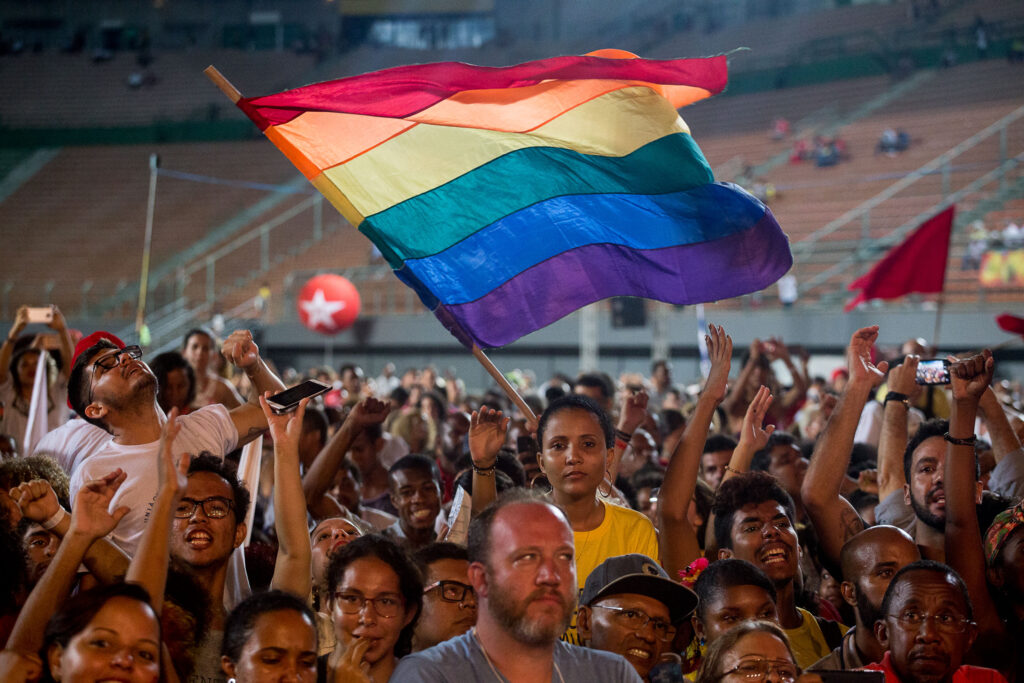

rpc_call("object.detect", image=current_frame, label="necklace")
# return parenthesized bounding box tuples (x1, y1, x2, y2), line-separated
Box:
(472, 628, 566, 683)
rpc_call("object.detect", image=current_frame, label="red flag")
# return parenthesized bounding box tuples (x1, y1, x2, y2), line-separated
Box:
(996, 313, 1024, 337)
(844, 205, 954, 312)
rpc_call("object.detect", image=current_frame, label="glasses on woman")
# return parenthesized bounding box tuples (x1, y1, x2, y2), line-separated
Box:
(591, 605, 677, 642)
(721, 659, 798, 683)
(423, 580, 474, 603)
(332, 592, 404, 618)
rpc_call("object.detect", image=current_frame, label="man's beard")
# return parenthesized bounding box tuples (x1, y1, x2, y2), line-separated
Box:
(853, 585, 884, 629)
(486, 573, 574, 646)
(910, 489, 946, 532)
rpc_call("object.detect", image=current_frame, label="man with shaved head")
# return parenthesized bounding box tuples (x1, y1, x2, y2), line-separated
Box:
(810, 525, 920, 670)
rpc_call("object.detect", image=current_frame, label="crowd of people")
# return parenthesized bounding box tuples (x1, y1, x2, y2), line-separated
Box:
(1, 303, 1024, 683)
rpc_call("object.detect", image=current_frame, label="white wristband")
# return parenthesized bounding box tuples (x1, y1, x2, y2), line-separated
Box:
(41, 508, 68, 531)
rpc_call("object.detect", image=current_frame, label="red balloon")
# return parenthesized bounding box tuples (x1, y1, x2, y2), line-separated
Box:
(296, 274, 361, 335)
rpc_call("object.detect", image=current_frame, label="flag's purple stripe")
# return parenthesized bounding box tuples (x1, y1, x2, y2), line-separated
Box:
(432, 210, 792, 349)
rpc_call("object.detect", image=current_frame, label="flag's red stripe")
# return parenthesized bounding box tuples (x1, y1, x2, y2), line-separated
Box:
(237, 54, 727, 129)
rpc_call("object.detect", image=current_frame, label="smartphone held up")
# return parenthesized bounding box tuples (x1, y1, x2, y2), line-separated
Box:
(265, 379, 330, 414)
(915, 359, 950, 385)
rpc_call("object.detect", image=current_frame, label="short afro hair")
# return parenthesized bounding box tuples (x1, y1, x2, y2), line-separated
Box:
(712, 471, 796, 551)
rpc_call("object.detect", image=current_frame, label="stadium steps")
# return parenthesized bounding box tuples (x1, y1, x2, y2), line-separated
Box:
(745, 69, 938, 179)
(0, 141, 304, 316)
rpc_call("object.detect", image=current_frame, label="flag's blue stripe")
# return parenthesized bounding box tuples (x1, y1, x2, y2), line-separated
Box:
(432, 208, 792, 349)
(394, 182, 769, 307)
(360, 132, 713, 269)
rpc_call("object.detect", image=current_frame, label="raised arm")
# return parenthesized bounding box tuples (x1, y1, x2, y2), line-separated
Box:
(659, 324, 731, 577)
(877, 356, 920, 501)
(222, 330, 286, 444)
(7, 469, 130, 657)
(801, 326, 889, 571)
(467, 407, 508, 516)
(979, 387, 1023, 463)
(126, 411, 188, 611)
(0, 306, 29, 385)
(729, 387, 777, 485)
(765, 337, 808, 411)
(608, 390, 650, 484)
(302, 397, 390, 518)
(47, 306, 74, 383)
(702, 386, 776, 558)
(258, 393, 313, 597)
(12, 480, 131, 586)
(944, 351, 1002, 637)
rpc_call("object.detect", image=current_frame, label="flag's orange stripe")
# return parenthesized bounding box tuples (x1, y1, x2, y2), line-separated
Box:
(269, 79, 708, 175)
(407, 79, 711, 131)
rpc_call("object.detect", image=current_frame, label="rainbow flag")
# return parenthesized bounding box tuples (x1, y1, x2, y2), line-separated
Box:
(235, 50, 792, 348)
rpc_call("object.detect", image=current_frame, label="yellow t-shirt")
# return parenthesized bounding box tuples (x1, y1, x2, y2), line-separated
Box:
(785, 607, 848, 670)
(562, 500, 660, 645)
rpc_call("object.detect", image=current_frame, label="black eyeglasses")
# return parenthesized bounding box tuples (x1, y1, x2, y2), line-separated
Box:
(423, 580, 475, 603)
(174, 496, 234, 519)
(332, 592, 404, 618)
(88, 345, 143, 403)
(887, 610, 974, 634)
(591, 605, 677, 642)
(721, 659, 798, 683)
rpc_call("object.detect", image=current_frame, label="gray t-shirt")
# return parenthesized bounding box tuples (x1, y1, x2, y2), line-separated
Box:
(875, 489, 915, 534)
(392, 630, 643, 682)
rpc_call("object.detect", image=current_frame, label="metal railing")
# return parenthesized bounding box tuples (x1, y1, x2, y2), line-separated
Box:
(793, 103, 1024, 297)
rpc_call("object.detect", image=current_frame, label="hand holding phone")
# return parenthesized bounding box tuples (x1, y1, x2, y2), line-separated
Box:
(26, 307, 54, 324)
(915, 359, 950, 385)
(265, 379, 330, 414)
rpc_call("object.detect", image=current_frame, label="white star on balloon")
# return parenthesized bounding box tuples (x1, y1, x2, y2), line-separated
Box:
(301, 289, 346, 329)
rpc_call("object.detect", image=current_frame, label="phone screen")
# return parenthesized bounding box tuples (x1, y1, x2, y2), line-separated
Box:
(916, 359, 950, 385)
(266, 379, 330, 412)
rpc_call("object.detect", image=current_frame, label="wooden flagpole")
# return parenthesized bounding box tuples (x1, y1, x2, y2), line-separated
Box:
(204, 66, 242, 103)
(472, 344, 537, 424)
(204, 65, 537, 425)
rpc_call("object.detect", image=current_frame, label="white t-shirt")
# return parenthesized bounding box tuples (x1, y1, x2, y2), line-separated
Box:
(69, 405, 239, 555)
(32, 418, 112, 476)
(0, 375, 70, 455)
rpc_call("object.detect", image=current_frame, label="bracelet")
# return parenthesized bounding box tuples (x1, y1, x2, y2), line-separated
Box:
(724, 464, 745, 476)
(614, 428, 632, 443)
(614, 437, 629, 450)
(42, 508, 68, 531)
(472, 462, 496, 476)
(944, 432, 977, 447)
(884, 392, 910, 408)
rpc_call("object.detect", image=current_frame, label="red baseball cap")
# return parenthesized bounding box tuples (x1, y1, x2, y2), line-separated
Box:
(67, 331, 126, 409)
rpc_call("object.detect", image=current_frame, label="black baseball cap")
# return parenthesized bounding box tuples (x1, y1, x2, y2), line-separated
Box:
(580, 553, 698, 624)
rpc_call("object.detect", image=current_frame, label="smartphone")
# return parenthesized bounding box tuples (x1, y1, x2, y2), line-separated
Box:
(819, 671, 884, 683)
(915, 359, 950, 385)
(26, 307, 53, 324)
(265, 379, 330, 414)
